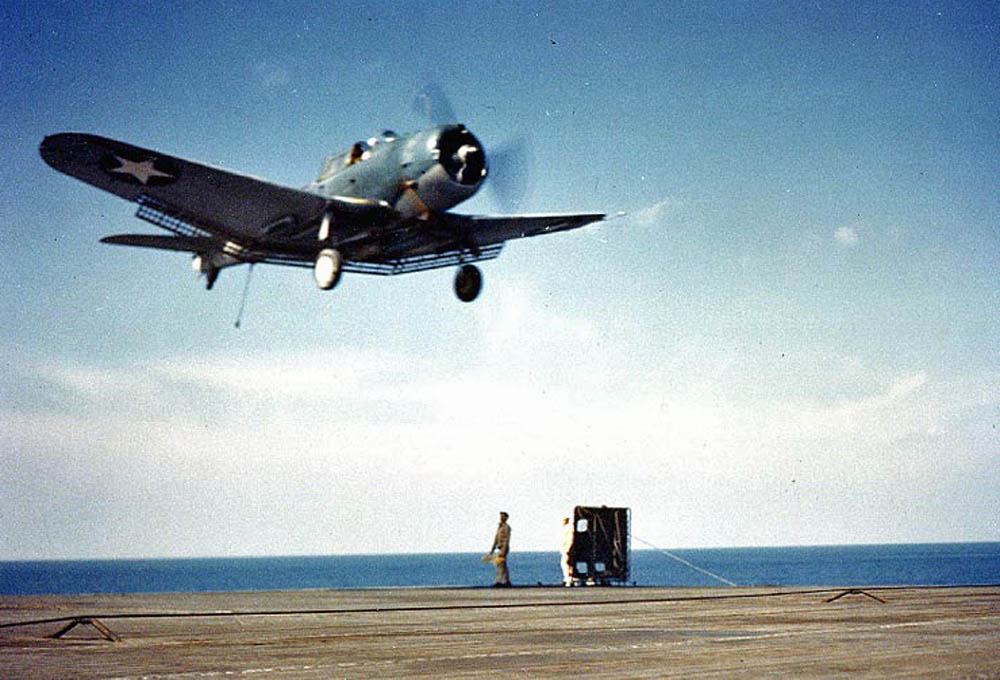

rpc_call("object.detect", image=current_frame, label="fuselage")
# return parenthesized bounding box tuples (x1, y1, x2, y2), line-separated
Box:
(304, 124, 488, 220)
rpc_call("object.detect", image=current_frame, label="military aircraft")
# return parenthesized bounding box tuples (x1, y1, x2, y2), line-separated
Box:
(39, 125, 604, 302)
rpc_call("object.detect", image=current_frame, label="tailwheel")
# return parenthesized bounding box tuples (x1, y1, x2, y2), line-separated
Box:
(314, 248, 343, 290)
(454, 264, 482, 302)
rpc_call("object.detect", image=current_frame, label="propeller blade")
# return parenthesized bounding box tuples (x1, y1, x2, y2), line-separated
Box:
(412, 83, 457, 126)
(487, 136, 531, 213)
(413, 82, 532, 212)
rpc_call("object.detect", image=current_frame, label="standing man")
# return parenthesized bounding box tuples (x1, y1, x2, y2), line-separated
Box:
(486, 511, 512, 587)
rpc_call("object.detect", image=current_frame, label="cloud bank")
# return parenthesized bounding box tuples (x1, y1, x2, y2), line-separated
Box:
(2, 285, 996, 559)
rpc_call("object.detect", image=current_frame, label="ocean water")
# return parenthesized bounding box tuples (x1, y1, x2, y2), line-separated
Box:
(1, 543, 997, 596)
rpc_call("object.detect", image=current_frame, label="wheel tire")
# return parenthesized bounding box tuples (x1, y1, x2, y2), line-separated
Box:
(454, 264, 482, 302)
(314, 248, 343, 290)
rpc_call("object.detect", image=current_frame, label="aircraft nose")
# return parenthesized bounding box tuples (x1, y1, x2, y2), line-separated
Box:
(436, 126, 487, 186)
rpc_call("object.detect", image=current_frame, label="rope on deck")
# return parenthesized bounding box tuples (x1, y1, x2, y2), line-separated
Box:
(3, 583, 997, 642)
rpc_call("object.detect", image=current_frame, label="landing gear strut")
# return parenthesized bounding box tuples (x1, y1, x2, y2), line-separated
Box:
(454, 264, 482, 302)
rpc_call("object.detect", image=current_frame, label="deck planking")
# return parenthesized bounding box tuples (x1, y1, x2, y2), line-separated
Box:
(2, 586, 998, 678)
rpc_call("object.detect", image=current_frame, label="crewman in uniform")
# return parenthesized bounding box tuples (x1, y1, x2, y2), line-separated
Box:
(485, 512, 512, 587)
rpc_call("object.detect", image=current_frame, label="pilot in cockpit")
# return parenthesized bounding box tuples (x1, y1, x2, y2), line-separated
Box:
(345, 141, 367, 166)
(346, 131, 397, 168)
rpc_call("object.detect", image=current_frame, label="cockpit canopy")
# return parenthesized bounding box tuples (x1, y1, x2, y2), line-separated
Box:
(367, 130, 398, 146)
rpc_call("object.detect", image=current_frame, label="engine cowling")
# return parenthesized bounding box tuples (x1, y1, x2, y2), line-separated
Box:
(394, 125, 488, 219)
(436, 125, 487, 187)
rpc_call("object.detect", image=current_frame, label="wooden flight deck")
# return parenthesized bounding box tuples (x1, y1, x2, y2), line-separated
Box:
(2, 585, 997, 678)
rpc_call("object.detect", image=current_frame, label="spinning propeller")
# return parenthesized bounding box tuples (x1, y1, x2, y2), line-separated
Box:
(413, 83, 531, 213)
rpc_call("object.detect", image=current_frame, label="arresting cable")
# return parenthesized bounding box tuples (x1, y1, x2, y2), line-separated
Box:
(634, 535, 739, 587)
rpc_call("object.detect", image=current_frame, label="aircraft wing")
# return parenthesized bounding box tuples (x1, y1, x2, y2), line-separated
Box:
(40, 133, 331, 242)
(327, 212, 605, 276)
(451, 213, 605, 248)
(40, 133, 604, 282)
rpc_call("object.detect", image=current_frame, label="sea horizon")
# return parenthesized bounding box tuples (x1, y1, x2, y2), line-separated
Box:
(2, 542, 998, 596)
(5, 539, 998, 564)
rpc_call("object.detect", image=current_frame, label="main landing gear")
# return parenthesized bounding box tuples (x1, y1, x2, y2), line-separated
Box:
(454, 264, 482, 302)
(314, 248, 343, 290)
(313, 249, 482, 302)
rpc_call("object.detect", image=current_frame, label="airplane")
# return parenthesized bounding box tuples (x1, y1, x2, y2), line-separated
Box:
(39, 125, 604, 302)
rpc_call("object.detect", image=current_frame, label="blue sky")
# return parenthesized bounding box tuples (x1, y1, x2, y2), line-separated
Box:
(2, 1, 998, 559)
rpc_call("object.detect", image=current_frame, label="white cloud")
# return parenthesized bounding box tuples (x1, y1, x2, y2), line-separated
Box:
(752, 371, 932, 444)
(35, 362, 152, 401)
(475, 282, 595, 359)
(254, 60, 291, 89)
(154, 348, 421, 403)
(834, 225, 860, 247)
(2, 285, 998, 558)
(633, 198, 674, 226)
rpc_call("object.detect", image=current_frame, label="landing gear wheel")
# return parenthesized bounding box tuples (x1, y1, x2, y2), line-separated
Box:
(454, 264, 483, 302)
(314, 248, 343, 290)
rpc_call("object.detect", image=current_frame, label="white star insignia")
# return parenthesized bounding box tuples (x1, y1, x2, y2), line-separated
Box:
(109, 155, 174, 185)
